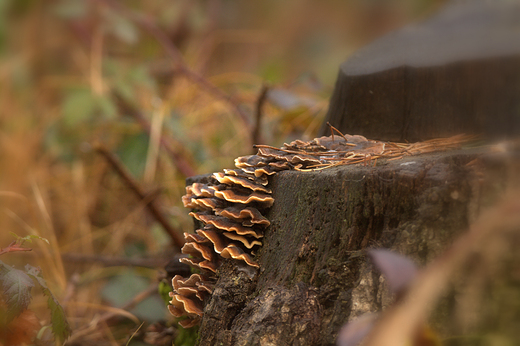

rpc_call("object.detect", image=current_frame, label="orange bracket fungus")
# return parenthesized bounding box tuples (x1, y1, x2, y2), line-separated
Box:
(168, 132, 472, 328)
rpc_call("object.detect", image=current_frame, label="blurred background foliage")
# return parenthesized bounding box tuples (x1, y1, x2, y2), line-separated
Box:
(0, 0, 445, 344)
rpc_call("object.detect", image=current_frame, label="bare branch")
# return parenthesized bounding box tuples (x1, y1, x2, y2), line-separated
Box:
(94, 143, 185, 249)
(60, 253, 168, 268)
(252, 84, 269, 149)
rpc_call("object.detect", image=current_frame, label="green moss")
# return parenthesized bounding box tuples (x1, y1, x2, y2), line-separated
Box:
(175, 324, 199, 346)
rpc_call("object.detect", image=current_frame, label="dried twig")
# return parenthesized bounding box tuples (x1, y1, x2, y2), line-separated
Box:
(94, 143, 185, 249)
(67, 283, 158, 343)
(61, 253, 168, 268)
(252, 84, 269, 149)
(100, 283, 158, 324)
(0, 242, 32, 256)
(326, 122, 350, 143)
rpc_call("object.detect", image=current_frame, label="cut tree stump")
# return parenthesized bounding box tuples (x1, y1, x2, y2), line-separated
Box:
(319, 0, 520, 141)
(190, 2, 520, 344)
(195, 148, 518, 346)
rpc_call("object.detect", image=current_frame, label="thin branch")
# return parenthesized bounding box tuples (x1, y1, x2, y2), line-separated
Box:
(67, 283, 158, 343)
(94, 143, 185, 249)
(61, 253, 168, 268)
(326, 122, 350, 143)
(101, 283, 159, 326)
(252, 84, 269, 149)
(0, 242, 32, 256)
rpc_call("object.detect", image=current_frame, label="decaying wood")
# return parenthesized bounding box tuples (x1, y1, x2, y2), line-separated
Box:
(175, 134, 473, 331)
(195, 147, 519, 346)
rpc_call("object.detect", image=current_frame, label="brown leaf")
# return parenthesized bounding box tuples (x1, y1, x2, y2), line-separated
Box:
(0, 308, 40, 346)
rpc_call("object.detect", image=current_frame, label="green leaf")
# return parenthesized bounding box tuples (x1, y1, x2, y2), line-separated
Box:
(0, 260, 34, 323)
(174, 323, 199, 346)
(128, 65, 156, 91)
(62, 88, 96, 127)
(97, 95, 117, 120)
(52, 0, 87, 19)
(10, 232, 50, 245)
(158, 280, 172, 305)
(260, 59, 285, 84)
(106, 11, 139, 44)
(25, 265, 71, 343)
(114, 78, 135, 101)
(116, 132, 149, 178)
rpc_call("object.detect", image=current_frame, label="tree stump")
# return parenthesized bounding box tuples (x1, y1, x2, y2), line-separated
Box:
(195, 148, 518, 346)
(190, 2, 520, 344)
(319, 0, 520, 141)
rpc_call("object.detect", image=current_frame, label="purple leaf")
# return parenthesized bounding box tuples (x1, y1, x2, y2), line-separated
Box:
(337, 313, 379, 346)
(0, 260, 34, 323)
(368, 249, 418, 295)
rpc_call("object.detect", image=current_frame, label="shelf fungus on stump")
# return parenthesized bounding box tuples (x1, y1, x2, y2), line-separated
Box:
(168, 132, 473, 328)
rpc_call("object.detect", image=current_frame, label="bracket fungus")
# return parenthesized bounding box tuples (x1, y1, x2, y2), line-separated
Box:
(168, 132, 473, 328)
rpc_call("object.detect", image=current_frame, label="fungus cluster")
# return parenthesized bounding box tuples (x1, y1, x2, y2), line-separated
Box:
(168, 274, 213, 328)
(168, 133, 471, 327)
(170, 156, 275, 327)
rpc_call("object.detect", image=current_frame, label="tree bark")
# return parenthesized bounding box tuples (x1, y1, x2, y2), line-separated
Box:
(196, 148, 516, 346)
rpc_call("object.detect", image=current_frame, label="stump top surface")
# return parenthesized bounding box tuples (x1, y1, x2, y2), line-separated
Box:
(344, 1, 520, 76)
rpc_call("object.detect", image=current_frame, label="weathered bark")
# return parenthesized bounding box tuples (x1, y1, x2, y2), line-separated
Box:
(319, 0, 520, 141)
(197, 148, 516, 346)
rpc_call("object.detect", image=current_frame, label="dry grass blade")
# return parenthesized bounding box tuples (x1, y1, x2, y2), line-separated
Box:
(112, 92, 197, 178)
(144, 102, 166, 184)
(126, 322, 145, 346)
(68, 302, 140, 324)
(258, 134, 474, 172)
(67, 282, 157, 344)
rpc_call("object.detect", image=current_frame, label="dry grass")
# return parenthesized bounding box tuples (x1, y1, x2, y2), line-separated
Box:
(0, 0, 446, 344)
